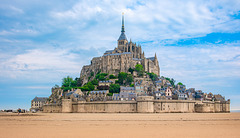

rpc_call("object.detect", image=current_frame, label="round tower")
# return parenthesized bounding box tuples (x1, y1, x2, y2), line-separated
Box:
(137, 96, 154, 113)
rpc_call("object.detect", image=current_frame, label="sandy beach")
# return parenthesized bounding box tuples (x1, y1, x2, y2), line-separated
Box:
(0, 112, 240, 138)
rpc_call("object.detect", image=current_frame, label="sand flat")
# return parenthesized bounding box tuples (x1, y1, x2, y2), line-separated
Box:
(0, 113, 240, 138)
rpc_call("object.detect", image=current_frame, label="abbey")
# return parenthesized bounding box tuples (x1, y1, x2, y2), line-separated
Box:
(80, 14, 160, 84)
(42, 14, 230, 114)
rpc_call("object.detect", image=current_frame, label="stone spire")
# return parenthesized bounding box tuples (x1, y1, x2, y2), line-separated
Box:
(118, 13, 127, 41)
(121, 12, 125, 33)
(154, 53, 158, 65)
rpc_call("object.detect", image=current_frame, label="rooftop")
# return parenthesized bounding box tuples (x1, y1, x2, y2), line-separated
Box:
(120, 86, 135, 90)
(99, 80, 113, 83)
(32, 97, 48, 102)
(91, 90, 108, 93)
(146, 57, 155, 61)
(103, 52, 131, 57)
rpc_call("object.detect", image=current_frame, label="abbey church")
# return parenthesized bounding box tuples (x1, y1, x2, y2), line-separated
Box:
(80, 14, 160, 84)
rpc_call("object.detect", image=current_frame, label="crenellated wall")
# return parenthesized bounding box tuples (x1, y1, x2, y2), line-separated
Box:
(43, 96, 230, 113)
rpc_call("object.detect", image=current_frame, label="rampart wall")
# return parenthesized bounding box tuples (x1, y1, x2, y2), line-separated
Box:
(43, 104, 62, 113)
(43, 96, 230, 113)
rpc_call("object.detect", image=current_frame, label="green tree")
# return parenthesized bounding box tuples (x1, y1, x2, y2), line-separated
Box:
(62, 76, 74, 87)
(90, 71, 94, 77)
(97, 69, 101, 74)
(118, 72, 128, 85)
(63, 87, 72, 92)
(115, 80, 119, 84)
(109, 84, 120, 93)
(165, 77, 175, 87)
(107, 93, 113, 96)
(171, 78, 175, 86)
(75, 77, 83, 87)
(95, 73, 108, 81)
(91, 79, 99, 85)
(147, 72, 158, 81)
(165, 77, 170, 81)
(80, 82, 95, 91)
(128, 68, 134, 74)
(126, 74, 133, 85)
(109, 74, 117, 79)
(177, 82, 183, 85)
(135, 64, 143, 72)
(135, 64, 144, 77)
(130, 84, 134, 87)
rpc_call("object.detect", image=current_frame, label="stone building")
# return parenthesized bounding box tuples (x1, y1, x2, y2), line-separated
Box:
(165, 87, 172, 100)
(99, 80, 113, 86)
(119, 92, 137, 101)
(30, 97, 48, 111)
(80, 14, 160, 85)
(120, 86, 135, 93)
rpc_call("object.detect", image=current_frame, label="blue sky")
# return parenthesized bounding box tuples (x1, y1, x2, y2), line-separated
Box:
(0, 0, 240, 110)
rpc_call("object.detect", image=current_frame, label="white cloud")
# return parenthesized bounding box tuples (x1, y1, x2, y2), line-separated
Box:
(0, 4, 24, 15)
(9, 5, 24, 14)
(15, 86, 51, 89)
(145, 44, 240, 90)
(0, 48, 86, 81)
(46, 0, 240, 47)
(0, 29, 39, 36)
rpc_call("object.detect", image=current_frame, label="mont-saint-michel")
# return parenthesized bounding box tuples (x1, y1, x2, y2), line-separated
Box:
(34, 14, 230, 113)
(2, 0, 240, 137)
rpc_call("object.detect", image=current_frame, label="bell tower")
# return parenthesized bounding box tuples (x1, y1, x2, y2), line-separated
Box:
(118, 13, 128, 51)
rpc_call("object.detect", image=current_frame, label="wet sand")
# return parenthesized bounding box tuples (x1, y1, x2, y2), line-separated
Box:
(0, 112, 240, 138)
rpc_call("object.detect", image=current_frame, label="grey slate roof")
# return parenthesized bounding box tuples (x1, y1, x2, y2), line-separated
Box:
(155, 80, 162, 83)
(103, 52, 131, 57)
(73, 93, 79, 98)
(105, 50, 114, 53)
(78, 97, 86, 101)
(32, 97, 48, 102)
(133, 58, 142, 61)
(120, 86, 135, 90)
(113, 93, 120, 97)
(66, 91, 74, 96)
(91, 90, 108, 93)
(118, 32, 127, 41)
(146, 57, 155, 61)
(99, 80, 113, 83)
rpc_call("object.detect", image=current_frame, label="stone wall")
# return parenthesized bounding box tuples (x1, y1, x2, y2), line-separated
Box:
(62, 99, 72, 113)
(137, 96, 154, 113)
(43, 104, 62, 113)
(153, 100, 195, 113)
(194, 101, 230, 113)
(73, 101, 137, 113)
(43, 97, 230, 113)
